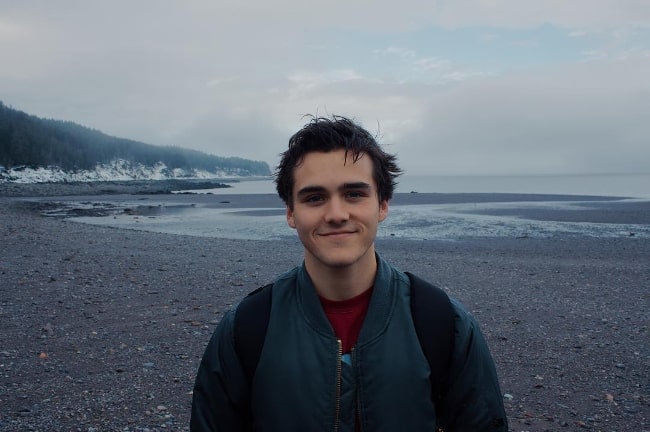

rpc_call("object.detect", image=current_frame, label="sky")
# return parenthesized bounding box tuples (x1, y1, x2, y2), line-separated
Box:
(1, 1, 649, 176)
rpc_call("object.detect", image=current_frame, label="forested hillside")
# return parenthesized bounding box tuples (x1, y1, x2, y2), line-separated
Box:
(0, 101, 270, 176)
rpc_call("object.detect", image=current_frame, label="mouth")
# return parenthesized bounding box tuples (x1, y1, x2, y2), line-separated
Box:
(319, 230, 356, 238)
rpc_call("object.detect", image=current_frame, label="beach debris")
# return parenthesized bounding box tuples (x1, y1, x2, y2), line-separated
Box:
(38, 352, 48, 359)
(42, 322, 54, 336)
(533, 375, 544, 388)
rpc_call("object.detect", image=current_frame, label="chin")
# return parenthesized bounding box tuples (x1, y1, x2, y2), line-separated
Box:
(322, 258, 359, 268)
(312, 250, 370, 269)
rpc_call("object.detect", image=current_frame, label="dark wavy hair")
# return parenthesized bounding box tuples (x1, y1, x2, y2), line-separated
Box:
(275, 115, 402, 208)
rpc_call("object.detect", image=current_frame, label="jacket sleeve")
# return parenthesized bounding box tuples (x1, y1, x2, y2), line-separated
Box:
(190, 309, 250, 432)
(436, 299, 509, 432)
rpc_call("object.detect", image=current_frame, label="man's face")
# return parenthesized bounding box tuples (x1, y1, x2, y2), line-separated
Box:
(286, 149, 388, 273)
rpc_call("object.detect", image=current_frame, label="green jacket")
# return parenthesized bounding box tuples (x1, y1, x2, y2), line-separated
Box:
(191, 255, 508, 431)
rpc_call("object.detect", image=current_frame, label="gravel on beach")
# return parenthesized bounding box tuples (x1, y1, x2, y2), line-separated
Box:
(1, 182, 648, 431)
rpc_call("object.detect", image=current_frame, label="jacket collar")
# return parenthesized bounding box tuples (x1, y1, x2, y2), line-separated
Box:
(295, 254, 398, 342)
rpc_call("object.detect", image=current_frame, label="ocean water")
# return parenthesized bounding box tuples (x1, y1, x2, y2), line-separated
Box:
(396, 174, 650, 198)
(68, 173, 650, 241)
(195, 173, 650, 199)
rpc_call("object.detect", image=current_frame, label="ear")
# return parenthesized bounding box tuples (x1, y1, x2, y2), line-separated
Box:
(379, 199, 389, 222)
(286, 206, 296, 229)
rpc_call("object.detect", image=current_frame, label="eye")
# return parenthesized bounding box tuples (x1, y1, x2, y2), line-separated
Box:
(304, 194, 325, 204)
(345, 190, 367, 200)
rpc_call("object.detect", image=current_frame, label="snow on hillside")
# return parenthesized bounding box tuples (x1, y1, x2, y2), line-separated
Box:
(0, 159, 247, 183)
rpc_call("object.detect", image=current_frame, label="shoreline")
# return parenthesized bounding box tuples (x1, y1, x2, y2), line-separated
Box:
(1, 177, 646, 202)
(5, 178, 650, 228)
(3, 173, 650, 199)
(1, 193, 649, 430)
(8, 189, 650, 242)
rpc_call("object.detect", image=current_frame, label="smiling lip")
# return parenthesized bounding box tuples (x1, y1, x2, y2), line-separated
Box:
(320, 230, 355, 237)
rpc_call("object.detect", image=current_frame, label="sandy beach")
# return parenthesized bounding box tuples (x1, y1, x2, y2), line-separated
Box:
(1, 182, 648, 431)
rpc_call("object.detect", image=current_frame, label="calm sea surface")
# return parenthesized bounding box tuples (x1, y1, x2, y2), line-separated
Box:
(397, 174, 650, 198)
(70, 174, 650, 241)
(206, 173, 650, 198)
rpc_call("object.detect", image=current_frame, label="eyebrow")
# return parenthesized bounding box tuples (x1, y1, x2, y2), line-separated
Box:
(296, 182, 371, 198)
(341, 182, 371, 190)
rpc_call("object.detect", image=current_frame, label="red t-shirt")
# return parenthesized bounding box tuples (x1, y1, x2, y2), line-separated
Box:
(319, 287, 373, 353)
(320, 287, 373, 432)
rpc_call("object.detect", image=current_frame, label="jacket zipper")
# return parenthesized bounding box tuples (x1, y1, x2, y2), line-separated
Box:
(352, 346, 362, 432)
(334, 339, 343, 432)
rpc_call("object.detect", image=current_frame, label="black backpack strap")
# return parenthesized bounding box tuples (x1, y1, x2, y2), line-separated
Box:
(406, 272, 455, 406)
(234, 283, 273, 386)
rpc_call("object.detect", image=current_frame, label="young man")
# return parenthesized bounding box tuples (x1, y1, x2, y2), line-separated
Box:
(191, 116, 508, 431)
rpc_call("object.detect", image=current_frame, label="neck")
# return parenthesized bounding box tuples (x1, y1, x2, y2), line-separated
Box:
(305, 248, 378, 301)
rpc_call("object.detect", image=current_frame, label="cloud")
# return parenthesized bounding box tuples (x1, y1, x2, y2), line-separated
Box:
(569, 30, 587, 37)
(1, 0, 649, 177)
(373, 46, 417, 59)
(413, 57, 450, 72)
(430, 0, 650, 30)
(395, 55, 650, 175)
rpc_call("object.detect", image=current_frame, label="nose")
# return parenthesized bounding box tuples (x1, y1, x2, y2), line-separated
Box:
(324, 196, 349, 224)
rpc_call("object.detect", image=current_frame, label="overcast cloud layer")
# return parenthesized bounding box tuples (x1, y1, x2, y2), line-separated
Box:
(1, 1, 649, 175)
